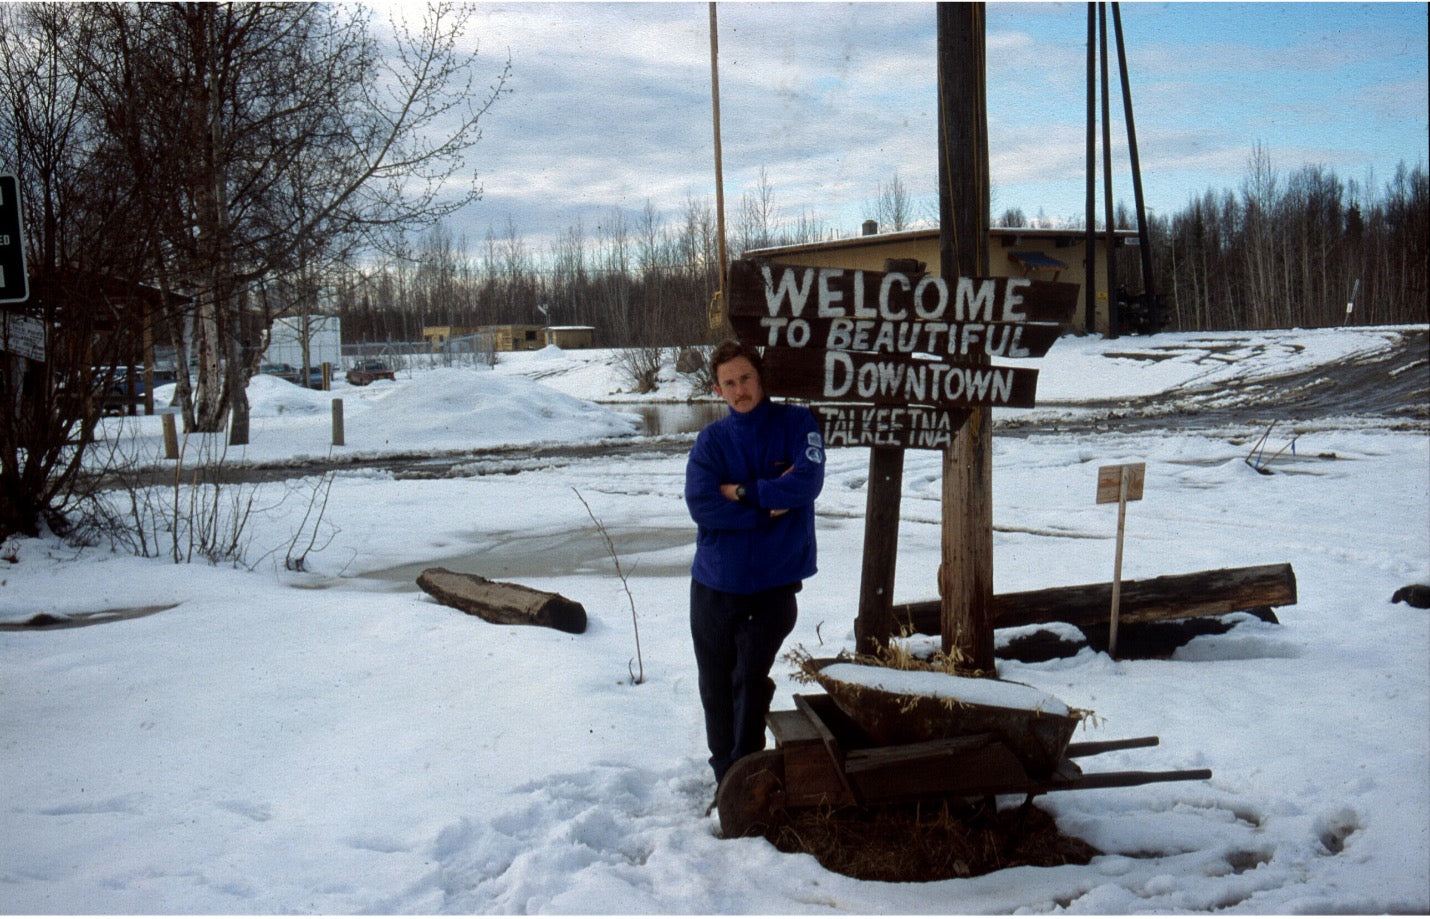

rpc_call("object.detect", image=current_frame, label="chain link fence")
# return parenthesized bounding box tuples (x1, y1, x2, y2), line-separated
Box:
(342, 332, 496, 373)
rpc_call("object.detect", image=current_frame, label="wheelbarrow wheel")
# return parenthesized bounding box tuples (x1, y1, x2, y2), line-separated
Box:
(716, 749, 785, 838)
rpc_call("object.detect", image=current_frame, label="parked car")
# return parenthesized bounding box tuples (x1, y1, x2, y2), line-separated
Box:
(260, 362, 303, 385)
(346, 359, 396, 386)
(261, 362, 327, 388)
(101, 367, 177, 414)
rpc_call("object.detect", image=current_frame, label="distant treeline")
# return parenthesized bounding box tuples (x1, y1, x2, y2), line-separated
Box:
(1154, 155, 1427, 330)
(331, 204, 729, 350)
(332, 172, 846, 349)
(332, 157, 1427, 347)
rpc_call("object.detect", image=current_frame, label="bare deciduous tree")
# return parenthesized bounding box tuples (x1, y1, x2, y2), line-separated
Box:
(0, 1, 509, 538)
(875, 171, 913, 232)
(90, 2, 510, 441)
(0, 4, 164, 537)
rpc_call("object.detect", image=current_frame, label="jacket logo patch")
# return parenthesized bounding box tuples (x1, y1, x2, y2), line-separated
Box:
(806, 446, 824, 464)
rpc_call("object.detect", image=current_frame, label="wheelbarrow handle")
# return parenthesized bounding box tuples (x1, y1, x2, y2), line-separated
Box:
(1065, 736, 1160, 758)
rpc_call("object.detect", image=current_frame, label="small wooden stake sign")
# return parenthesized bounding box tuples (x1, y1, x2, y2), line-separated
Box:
(1096, 462, 1145, 656)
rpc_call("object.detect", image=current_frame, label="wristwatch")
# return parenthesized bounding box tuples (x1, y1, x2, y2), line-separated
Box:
(735, 484, 747, 501)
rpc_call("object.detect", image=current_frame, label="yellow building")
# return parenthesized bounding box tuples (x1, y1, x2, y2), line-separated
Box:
(425, 324, 594, 352)
(545, 326, 595, 349)
(746, 226, 1138, 335)
(489, 324, 546, 351)
(422, 325, 483, 349)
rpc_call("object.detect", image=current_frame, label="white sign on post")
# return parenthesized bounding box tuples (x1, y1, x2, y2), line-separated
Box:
(1096, 462, 1146, 657)
(1, 310, 44, 362)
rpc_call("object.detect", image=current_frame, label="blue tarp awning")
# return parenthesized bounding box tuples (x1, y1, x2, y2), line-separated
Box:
(1009, 250, 1069, 270)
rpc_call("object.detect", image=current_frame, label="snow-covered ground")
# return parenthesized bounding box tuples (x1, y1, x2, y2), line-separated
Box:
(2, 327, 1427, 913)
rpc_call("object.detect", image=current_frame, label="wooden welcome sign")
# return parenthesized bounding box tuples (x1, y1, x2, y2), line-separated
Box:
(728, 259, 1078, 447)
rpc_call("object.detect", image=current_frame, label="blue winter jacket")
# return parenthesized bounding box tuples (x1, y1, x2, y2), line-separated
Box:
(685, 398, 825, 594)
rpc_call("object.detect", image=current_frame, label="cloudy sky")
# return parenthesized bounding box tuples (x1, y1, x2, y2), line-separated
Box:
(416, 2, 1428, 255)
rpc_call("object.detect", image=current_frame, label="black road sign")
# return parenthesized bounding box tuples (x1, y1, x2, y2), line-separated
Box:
(1, 174, 29, 303)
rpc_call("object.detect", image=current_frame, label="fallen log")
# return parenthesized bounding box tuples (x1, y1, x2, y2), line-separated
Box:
(892, 563, 1296, 637)
(417, 567, 587, 634)
(998, 608, 1280, 662)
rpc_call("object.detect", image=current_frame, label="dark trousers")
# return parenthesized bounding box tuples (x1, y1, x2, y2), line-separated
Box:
(690, 579, 799, 784)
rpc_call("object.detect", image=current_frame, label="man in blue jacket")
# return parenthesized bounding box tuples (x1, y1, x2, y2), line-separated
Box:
(684, 339, 825, 787)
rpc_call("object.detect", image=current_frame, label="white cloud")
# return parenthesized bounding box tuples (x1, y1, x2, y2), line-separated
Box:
(424, 2, 1426, 255)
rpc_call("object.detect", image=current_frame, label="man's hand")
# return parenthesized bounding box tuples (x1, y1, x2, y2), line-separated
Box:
(723, 467, 793, 515)
(721, 482, 787, 517)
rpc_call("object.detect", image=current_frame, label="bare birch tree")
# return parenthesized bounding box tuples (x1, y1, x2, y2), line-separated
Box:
(87, 2, 509, 440)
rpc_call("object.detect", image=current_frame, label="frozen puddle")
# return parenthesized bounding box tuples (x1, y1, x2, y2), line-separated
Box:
(353, 526, 696, 589)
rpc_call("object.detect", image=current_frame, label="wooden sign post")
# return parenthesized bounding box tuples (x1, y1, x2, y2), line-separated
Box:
(1096, 461, 1146, 657)
(937, 3, 994, 674)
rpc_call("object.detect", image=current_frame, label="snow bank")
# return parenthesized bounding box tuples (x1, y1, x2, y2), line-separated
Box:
(2, 326, 1426, 913)
(96, 364, 642, 468)
(819, 662, 1072, 716)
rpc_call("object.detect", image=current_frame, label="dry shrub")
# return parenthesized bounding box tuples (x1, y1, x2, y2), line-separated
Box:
(789, 639, 967, 685)
(767, 798, 1098, 882)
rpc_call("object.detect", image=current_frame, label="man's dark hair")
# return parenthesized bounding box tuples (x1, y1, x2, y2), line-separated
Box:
(709, 339, 764, 383)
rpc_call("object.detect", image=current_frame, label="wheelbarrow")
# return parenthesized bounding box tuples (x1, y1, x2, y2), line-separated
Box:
(717, 693, 1213, 838)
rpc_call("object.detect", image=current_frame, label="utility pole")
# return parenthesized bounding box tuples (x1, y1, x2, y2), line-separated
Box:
(708, 3, 729, 333)
(936, 3, 995, 674)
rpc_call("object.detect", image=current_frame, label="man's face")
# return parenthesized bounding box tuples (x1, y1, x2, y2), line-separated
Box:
(712, 355, 764, 413)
